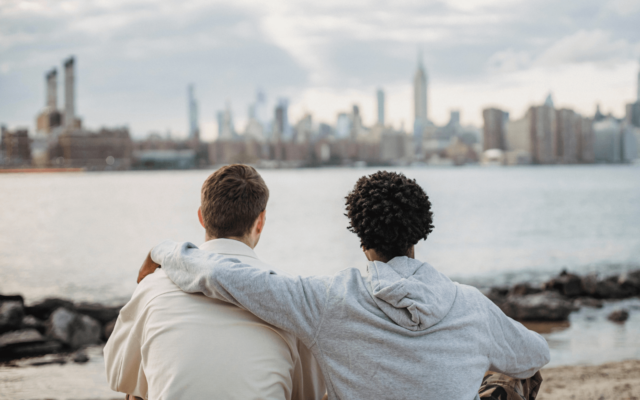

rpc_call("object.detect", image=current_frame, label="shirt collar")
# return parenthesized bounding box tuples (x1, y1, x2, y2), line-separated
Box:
(199, 238, 259, 260)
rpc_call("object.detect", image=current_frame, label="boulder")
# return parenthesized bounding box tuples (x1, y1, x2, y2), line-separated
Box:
(0, 329, 45, 348)
(483, 286, 509, 306)
(11, 341, 62, 358)
(25, 298, 75, 320)
(508, 283, 542, 297)
(0, 301, 25, 333)
(608, 309, 629, 323)
(0, 328, 59, 360)
(103, 319, 117, 341)
(72, 349, 89, 363)
(544, 271, 583, 297)
(573, 297, 603, 308)
(580, 274, 634, 299)
(618, 271, 640, 295)
(15, 353, 66, 366)
(21, 315, 46, 334)
(47, 308, 101, 349)
(500, 291, 577, 321)
(75, 302, 123, 324)
(0, 294, 24, 305)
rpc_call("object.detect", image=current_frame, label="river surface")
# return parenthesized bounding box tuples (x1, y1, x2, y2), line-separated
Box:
(1, 165, 640, 399)
(1, 165, 640, 304)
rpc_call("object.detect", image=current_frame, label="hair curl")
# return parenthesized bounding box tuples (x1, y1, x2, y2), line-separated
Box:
(345, 171, 434, 261)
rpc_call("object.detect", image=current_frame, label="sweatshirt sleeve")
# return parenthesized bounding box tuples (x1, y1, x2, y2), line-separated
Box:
(484, 299, 551, 379)
(151, 240, 332, 347)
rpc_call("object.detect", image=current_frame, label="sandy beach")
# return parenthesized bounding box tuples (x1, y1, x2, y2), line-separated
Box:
(539, 360, 640, 400)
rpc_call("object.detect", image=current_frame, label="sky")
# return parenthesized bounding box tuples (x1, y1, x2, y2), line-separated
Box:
(1, 0, 640, 140)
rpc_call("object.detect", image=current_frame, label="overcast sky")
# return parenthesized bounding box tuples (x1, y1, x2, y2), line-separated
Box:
(1, 0, 639, 140)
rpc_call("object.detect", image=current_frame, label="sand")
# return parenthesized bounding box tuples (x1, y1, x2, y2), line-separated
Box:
(538, 360, 640, 400)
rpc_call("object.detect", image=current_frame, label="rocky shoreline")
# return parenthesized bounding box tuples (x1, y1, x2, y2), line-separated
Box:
(482, 269, 640, 322)
(0, 296, 123, 363)
(1, 268, 639, 364)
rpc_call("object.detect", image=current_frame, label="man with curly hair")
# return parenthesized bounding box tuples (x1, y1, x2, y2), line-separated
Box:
(140, 170, 550, 400)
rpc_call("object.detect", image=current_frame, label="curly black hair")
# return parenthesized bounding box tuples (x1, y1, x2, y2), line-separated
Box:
(345, 171, 434, 261)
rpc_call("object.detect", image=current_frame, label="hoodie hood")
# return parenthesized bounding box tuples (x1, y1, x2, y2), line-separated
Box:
(367, 257, 457, 331)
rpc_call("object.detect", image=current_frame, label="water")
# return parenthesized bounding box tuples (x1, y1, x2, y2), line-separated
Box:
(1, 165, 640, 398)
(1, 165, 639, 304)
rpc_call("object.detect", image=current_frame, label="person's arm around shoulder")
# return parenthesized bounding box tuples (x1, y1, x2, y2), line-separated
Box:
(149, 240, 333, 347)
(482, 294, 551, 379)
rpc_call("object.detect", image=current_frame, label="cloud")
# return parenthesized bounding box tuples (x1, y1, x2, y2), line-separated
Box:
(1, 0, 640, 135)
(535, 30, 635, 66)
(486, 49, 532, 73)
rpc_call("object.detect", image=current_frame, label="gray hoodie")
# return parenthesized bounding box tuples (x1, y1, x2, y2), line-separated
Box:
(152, 241, 550, 400)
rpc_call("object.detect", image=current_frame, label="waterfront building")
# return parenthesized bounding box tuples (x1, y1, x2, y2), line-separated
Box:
(579, 118, 595, 163)
(188, 84, 200, 141)
(48, 127, 133, 169)
(377, 89, 385, 126)
(217, 103, 236, 141)
(351, 104, 363, 140)
(294, 114, 314, 144)
(380, 130, 412, 163)
(243, 114, 265, 142)
(482, 108, 508, 151)
(556, 109, 579, 163)
(0, 126, 31, 166)
(336, 113, 351, 139)
(532, 101, 558, 164)
(504, 111, 532, 165)
(626, 100, 640, 128)
(593, 117, 622, 163)
(622, 124, 639, 163)
(503, 97, 557, 165)
(274, 98, 292, 141)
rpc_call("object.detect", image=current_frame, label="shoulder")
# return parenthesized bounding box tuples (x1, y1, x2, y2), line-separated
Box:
(118, 270, 181, 319)
(451, 283, 498, 312)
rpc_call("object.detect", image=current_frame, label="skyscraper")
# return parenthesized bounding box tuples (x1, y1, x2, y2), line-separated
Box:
(377, 88, 385, 126)
(188, 84, 199, 141)
(413, 53, 428, 123)
(413, 51, 429, 155)
(275, 98, 292, 141)
(482, 108, 508, 151)
(64, 56, 75, 129)
(217, 103, 235, 140)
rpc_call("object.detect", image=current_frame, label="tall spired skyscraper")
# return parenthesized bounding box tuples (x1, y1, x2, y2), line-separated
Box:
(188, 84, 199, 141)
(413, 51, 429, 155)
(413, 52, 428, 123)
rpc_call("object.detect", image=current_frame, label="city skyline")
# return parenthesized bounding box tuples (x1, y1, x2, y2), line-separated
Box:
(1, 0, 640, 139)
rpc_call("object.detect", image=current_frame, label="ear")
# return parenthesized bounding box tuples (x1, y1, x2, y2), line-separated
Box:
(255, 210, 266, 234)
(198, 207, 205, 229)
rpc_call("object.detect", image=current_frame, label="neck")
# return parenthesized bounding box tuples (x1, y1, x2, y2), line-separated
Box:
(365, 246, 415, 263)
(205, 234, 255, 249)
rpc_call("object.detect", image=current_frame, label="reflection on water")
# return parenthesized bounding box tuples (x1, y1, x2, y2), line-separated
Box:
(522, 320, 571, 335)
(0, 346, 118, 399)
(542, 298, 640, 367)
